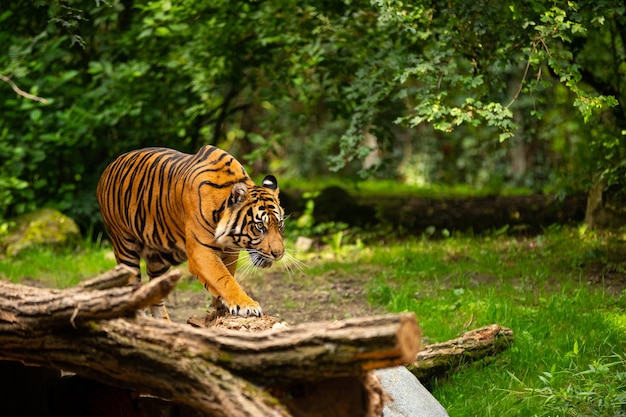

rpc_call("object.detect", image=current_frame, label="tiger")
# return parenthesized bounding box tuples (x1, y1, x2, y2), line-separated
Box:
(96, 145, 285, 319)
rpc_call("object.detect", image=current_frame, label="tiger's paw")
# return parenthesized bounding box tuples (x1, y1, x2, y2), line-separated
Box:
(221, 298, 263, 317)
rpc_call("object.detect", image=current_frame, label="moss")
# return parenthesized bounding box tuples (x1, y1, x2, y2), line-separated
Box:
(1, 208, 81, 256)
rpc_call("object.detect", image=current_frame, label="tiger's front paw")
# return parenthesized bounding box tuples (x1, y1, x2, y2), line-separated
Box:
(221, 297, 263, 317)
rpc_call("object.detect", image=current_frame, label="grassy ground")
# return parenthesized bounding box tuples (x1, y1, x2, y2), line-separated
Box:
(281, 177, 534, 199)
(0, 242, 114, 288)
(274, 224, 626, 416)
(1, 225, 625, 416)
(359, 226, 626, 416)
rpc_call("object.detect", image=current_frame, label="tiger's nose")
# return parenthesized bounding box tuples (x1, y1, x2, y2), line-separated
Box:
(271, 247, 284, 260)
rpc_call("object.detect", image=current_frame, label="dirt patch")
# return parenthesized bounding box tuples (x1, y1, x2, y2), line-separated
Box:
(167, 289, 210, 324)
(166, 264, 385, 325)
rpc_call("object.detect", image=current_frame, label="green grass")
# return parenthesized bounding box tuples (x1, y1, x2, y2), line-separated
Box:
(289, 225, 626, 416)
(0, 243, 116, 288)
(0, 242, 208, 292)
(281, 177, 534, 199)
(359, 226, 626, 416)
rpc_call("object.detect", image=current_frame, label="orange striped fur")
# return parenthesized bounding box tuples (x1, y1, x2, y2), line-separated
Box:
(96, 146, 284, 318)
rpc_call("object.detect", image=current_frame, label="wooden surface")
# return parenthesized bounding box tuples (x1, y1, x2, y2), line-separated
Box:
(0, 265, 179, 329)
(0, 266, 422, 417)
(410, 324, 514, 379)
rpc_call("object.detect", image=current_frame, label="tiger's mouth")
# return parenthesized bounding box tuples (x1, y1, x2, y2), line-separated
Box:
(248, 250, 274, 269)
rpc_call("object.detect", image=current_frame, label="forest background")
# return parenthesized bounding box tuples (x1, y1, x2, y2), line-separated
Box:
(1, 0, 625, 232)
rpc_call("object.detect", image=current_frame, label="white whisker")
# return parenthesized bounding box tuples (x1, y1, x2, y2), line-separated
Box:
(225, 242, 306, 282)
(278, 250, 307, 278)
(237, 256, 258, 280)
(223, 257, 240, 268)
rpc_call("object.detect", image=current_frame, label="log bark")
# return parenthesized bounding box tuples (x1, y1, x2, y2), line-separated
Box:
(0, 268, 288, 417)
(0, 268, 421, 417)
(0, 315, 416, 417)
(74, 264, 138, 290)
(0, 266, 180, 330)
(186, 312, 421, 382)
(0, 313, 421, 384)
(409, 324, 514, 379)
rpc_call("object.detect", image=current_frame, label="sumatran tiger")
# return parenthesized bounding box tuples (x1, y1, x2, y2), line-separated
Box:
(96, 145, 285, 320)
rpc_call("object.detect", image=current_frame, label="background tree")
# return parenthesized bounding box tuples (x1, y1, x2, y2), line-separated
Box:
(0, 0, 624, 231)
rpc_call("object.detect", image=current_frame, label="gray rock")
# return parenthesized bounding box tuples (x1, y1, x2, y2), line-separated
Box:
(294, 236, 314, 252)
(1, 208, 81, 256)
(376, 366, 449, 417)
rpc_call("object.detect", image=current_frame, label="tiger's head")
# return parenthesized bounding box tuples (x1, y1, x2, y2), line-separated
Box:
(215, 175, 285, 268)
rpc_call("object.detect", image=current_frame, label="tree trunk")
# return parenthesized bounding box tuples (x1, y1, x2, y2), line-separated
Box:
(0, 265, 180, 330)
(584, 178, 626, 229)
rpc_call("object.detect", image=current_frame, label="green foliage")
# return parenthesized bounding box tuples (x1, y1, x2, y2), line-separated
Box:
(508, 346, 626, 417)
(0, 0, 625, 229)
(358, 0, 624, 187)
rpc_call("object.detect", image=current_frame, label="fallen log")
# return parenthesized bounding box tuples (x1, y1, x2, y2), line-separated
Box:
(188, 312, 421, 382)
(409, 324, 514, 379)
(0, 269, 287, 417)
(0, 267, 421, 417)
(74, 264, 138, 290)
(0, 266, 180, 330)
(189, 313, 392, 417)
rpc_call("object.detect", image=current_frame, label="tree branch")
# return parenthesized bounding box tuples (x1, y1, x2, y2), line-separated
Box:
(0, 268, 180, 330)
(0, 74, 49, 104)
(409, 324, 514, 379)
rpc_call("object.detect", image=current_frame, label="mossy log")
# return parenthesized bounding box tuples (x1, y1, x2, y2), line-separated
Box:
(281, 187, 587, 235)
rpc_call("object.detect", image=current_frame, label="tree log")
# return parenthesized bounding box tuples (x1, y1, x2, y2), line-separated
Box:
(409, 324, 514, 379)
(0, 316, 416, 417)
(0, 267, 181, 330)
(0, 268, 421, 417)
(74, 264, 138, 290)
(0, 313, 421, 384)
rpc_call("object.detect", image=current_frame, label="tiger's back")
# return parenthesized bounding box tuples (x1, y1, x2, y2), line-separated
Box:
(96, 145, 284, 318)
(96, 146, 249, 269)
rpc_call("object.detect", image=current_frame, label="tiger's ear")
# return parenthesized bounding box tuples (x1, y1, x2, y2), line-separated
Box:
(228, 182, 248, 206)
(262, 175, 279, 194)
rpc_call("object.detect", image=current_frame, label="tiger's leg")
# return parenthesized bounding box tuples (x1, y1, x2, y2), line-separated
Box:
(146, 257, 171, 321)
(187, 240, 261, 317)
(210, 250, 241, 311)
(110, 236, 142, 284)
(110, 238, 149, 317)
